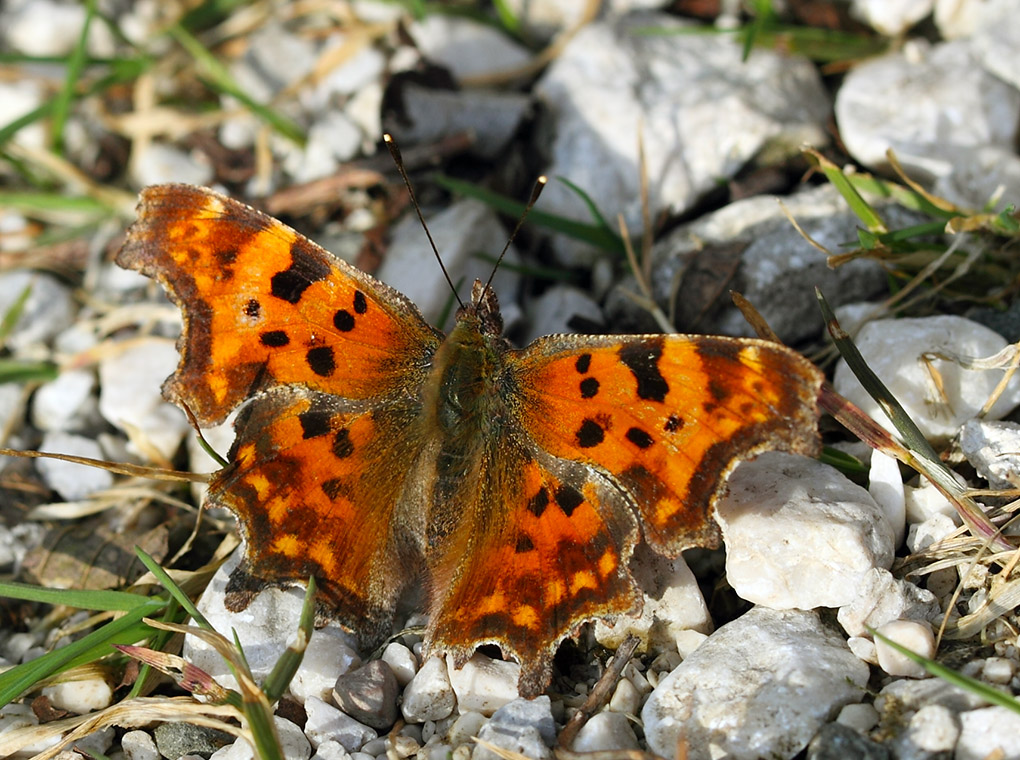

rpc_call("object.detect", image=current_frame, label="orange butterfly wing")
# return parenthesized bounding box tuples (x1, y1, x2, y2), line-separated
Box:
(117, 184, 440, 641)
(117, 184, 440, 426)
(426, 331, 822, 694)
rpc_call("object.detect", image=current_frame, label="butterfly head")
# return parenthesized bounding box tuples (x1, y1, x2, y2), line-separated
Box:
(458, 279, 504, 338)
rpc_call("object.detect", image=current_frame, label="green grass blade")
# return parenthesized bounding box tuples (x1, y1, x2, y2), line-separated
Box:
(260, 577, 315, 702)
(433, 174, 624, 254)
(0, 360, 59, 384)
(0, 601, 164, 706)
(134, 546, 212, 630)
(0, 580, 160, 611)
(167, 24, 305, 146)
(50, 0, 97, 152)
(806, 150, 887, 232)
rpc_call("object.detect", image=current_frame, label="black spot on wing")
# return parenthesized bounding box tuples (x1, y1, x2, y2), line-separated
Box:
(665, 414, 683, 432)
(270, 240, 331, 304)
(306, 346, 336, 377)
(619, 339, 669, 402)
(299, 410, 331, 439)
(334, 310, 355, 332)
(322, 477, 347, 500)
(576, 419, 604, 448)
(244, 299, 261, 319)
(554, 485, 584, 516)
(626, 427, 654, 449)
(579, 377, 600, 398)
(260, 330, 290, 347)
(575, 353, 591, 374)
(353, 290, 368, 314)
(515, 535, 535, 553)
(528, 487, 550, 517)
(333, 428, 354, 459)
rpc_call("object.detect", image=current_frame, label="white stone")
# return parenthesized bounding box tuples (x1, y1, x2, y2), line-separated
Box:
(121, 731, 160, 760)
(130, 142, 214, 188)
(931, 144, 1020, 211)
(40, 674, 114, 713)
(380, 642, 417, 686)
(289, 627, 362, 704)
(896, 704, 959, 756)
(608, 675, 643, 716)
(837, 568, 942, 638)
(304, 696, 377, 752)
(534, 14, 828, 266)
(183, 551, 358, 694)
(674, 629, 708, 658)
(906, 512, 958, 554)
(473, 696, 555, 760)
(594, 550, 710, 653)
(835, 41, 1020, 181)
(717, 453, 895, 609)
(376, 199, 521, 326)
(847, 635, 878, 665)
(642, 608, 868, 760)
(446, 710, 487, 747)
(98, 337, 190, 460)
(874, 620, 935, 678)
(850, 0, 934, 35)
(968, 0, 1020, 90)
(982, 656, 1016, 684)
(407, 15, 532, 83)
(384, 85, 530, 161)
(0, 270, 75, 351)
(521, 285, 606, 345)
(957, 705, 1020, 760)
(0, 702, 61, 756)
(934, 0, 981, 37)
(281, 111, 361, 184)
(35, 431, 114, 501)
(402, 655, 455, 723)
(570, 710, 640, 752)
(869, 450, 906, 548)
(0, 80, 45, 150)
(904, 474, 960, 525)
(836, 702, 880, 732)
(833, 315, 1020, 441)
(310, 740, 351, 760)
(960, 418, 1020, 490)
(2, 0, 88, 56)
(447, 652, 520, 716)
(210, 717, 310, 760)
(32, 369, 98, 433)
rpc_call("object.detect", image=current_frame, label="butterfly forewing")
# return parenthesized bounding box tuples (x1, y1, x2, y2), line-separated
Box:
(117, 184, 441, 426)
(516, 333, 824, 553)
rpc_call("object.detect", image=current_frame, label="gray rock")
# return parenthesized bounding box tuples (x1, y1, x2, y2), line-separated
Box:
(0, 270, 75, 352)
(642, 607, 869, 760)
(959, 418, 1020, 490)
(332, 660, 400, 730)
(153, 722, 233, 760)
(35, 431, 114, 501)
(473, 696, 556, 760)
(384, 84, 530, 160)
(806, 722, 889, 760)
(534, 12, 829, 266)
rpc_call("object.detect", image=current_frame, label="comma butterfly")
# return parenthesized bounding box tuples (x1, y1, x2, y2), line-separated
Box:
(117, 182, 823, 696)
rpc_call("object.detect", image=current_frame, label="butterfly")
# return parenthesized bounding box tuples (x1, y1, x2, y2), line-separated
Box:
(117, 182, 823, 696)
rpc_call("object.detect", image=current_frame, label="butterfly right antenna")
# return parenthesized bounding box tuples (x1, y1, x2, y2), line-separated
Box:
(483, 175, 547, 297)
(384, 133, 464, 310)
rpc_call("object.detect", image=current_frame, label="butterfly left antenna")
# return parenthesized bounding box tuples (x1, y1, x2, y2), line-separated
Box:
(383, 134, 464, 309)
(483, 175, 547, 295)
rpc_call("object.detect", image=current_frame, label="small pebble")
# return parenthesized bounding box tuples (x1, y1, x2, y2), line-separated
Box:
(982, 656, 1016, 684)
(303, 696, 376, 753)
(570, 711, 640, 752)
(401, 655, 455, 723)
(332, 660, 399, 730)
(835, 702, 880, 732)
(446, 711, 487, 747)
(41, 674, 114, 713)
(608, 676, 641, 715)
(874, 620, 935, 678)
(380, 641, 417, 685)
(446, 652, 520, 716)
(121, 731, 160, 760)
